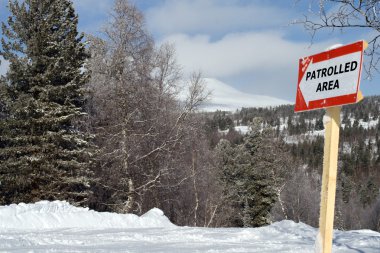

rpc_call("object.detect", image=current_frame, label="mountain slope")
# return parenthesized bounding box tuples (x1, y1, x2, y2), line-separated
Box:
(201, 78, 291, 111)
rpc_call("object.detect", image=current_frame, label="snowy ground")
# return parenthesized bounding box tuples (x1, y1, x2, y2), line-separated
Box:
(0, 201, 379, 253)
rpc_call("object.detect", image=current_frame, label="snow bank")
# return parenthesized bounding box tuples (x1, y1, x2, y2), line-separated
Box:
(0, 200, 174, 230)
(0, 202, 379, 252)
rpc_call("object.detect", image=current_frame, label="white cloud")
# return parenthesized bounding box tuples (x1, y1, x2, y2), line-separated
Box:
(159, 31, 342, 100)
(146, 0, 293, 36)
(145, 0, 355, 100)
(161, 31, 338, 78)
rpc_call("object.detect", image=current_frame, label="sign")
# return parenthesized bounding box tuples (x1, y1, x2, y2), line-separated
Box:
(295, 41, 366, 112)
(294, 40, 367, 253)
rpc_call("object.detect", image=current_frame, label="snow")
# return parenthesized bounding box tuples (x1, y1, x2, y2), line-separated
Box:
(0, 201, 174, 230)
(326, 44, 343, 51)
(359, 118, 379, 129)
(0, 201, 379, 252)
(0, 56, 10, 76)
(200, 78, 291, 112)
(343, 118, 379, 129)
(234, 125, 250, 134)
(323, 113, 331, 126)
(283, 129, 325, 144)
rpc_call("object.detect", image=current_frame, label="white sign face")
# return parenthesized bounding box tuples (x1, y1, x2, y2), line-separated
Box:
(299, 51, 362, 106)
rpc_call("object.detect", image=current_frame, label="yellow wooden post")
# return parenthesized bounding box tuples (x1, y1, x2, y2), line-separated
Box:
(316, 106, 341, 253)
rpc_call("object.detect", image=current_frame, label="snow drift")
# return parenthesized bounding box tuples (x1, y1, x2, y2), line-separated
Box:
(0, 200, 174, 230)
(0, 201, 379, 252)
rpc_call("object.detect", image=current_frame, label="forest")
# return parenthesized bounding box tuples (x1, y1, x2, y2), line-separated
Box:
(209, 97, 380, 230)
(0, 0, 379, 233)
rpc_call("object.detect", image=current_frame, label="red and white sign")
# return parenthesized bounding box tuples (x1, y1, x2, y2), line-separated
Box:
(295, 41, 366, 112)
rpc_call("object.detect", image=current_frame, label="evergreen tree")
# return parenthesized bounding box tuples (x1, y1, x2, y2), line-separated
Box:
(0, 78, 9, 120)
(315, 118, 324, 130)
(217, 139, 244, 226)
(287, 116, 294, 135)
(241, 119, 277, 227)
(359, 178, 379, 207)
(217, 118, 277, 227)
(0, 0, 92, 205)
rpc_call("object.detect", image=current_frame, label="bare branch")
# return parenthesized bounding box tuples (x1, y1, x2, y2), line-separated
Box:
(296, 0, 380, 77)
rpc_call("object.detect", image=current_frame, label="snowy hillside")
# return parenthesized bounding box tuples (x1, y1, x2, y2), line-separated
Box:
(0, 201, 379, 253)
(201, 78, 291, 111)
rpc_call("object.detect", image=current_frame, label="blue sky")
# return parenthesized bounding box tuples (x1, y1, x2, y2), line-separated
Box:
(0, 0, 379, 102)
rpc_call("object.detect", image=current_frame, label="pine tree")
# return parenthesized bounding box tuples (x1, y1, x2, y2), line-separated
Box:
(359, 178, 379, 207)
(0, 0, 92, 205)
(240, 118, 277, 227)
(217, 118, 277, 227)
(315, 118, 324, 130)
(216, 139, 244, 226)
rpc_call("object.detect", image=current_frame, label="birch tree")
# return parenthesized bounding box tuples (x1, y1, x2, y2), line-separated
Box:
(87, 0, 209, 215)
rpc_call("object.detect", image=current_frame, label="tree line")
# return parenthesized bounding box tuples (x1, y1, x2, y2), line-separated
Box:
(206, 98, 380, 231)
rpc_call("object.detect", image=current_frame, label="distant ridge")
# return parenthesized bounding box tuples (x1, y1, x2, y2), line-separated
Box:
(201, 78, 291, 111)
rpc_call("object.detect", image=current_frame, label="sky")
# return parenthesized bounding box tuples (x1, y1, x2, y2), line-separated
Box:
(0, 0, 379, 103)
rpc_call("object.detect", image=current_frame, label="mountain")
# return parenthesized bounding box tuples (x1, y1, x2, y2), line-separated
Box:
(200, 78, 291, 112)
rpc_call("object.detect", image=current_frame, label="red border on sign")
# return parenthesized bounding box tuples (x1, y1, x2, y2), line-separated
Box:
(295, 41, 364, 112)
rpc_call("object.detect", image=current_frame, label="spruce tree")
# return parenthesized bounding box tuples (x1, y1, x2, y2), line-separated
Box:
(240, 118, 277, 227)
(217, 118, 277, 227)
(217, 139, 245, 226)
(0, 0, 92, 205)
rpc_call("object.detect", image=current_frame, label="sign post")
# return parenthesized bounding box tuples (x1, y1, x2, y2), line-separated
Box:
(317, 106, 341, 253)
(295, 41, 367, 253)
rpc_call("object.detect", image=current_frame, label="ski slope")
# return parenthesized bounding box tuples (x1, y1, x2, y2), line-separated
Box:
(0, 201, 379, 253)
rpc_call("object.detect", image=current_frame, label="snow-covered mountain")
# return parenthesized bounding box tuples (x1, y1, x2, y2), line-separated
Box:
(201, 78, 291, 112)
(0, 201, 379, 252)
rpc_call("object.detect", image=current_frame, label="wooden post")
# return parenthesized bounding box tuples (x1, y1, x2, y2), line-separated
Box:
(316, 106, 341, 253)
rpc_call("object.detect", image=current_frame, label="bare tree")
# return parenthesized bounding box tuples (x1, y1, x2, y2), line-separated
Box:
(86, 0, 211, 219)
(271, 165, 321, 227)
(296, 0, 380, 77)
